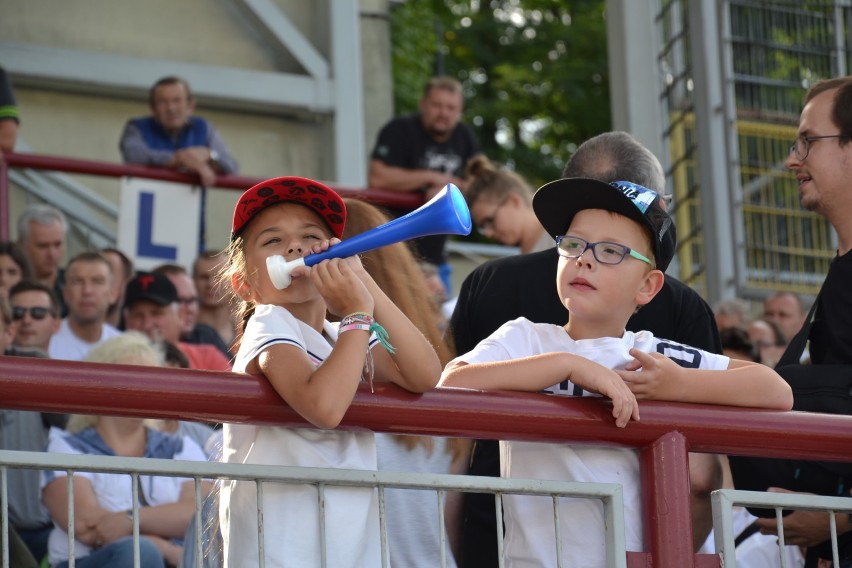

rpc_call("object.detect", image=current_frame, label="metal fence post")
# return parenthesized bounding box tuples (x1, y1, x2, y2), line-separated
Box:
(641, 431, 696, 566)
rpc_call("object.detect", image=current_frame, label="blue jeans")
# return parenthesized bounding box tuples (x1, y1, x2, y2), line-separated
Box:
(54, 536, 164, 568)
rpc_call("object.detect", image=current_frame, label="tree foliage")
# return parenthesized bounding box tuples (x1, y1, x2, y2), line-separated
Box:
(389, 0, 611, 186)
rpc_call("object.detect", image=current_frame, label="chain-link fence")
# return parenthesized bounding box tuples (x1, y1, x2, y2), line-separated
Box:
(657, 0, 851, 303)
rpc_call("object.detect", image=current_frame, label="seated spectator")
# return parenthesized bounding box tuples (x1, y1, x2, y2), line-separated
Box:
(0, 241, 31, 299)
(41, 333, 211, 568)
(746, 317, 787, 368)
(16, 204, 68, 316)
(152, 263, 230, 358)
(100, 247, 134, 329)
(119, 76, 238, 187)
(8, 281, 61, 356)
(342, 197, 467, 566)
(0, 296, 67, 564)
(122, 271, 230, 371)
(0, 66, 19, 155)
(193, 250, 237, 353)
(465, 155, 552, 253)
(719, 326, 759, 362)
(713, 297, 751, 332)
(48, 252, 121, 361)
(762, 291, 807, 350)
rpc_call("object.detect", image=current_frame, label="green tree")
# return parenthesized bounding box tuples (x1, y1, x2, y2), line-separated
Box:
(389, 0, 611, 186)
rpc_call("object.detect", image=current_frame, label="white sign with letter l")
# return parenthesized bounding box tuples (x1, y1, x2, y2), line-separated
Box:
(117, 177, 202, 271)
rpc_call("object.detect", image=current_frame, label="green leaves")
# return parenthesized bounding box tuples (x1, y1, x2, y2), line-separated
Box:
(390, 0, 611, 186)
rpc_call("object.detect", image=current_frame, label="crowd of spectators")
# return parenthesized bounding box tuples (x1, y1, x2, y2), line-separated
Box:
(714, 292, 807, 368)
(1, 64, 851, 568)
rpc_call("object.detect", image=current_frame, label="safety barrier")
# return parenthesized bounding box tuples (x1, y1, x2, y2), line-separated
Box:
(0, 152, 424, 241)
(2, 357, 852, 567)
(0, 448, 629, 568)
(712, 489, 852, 568)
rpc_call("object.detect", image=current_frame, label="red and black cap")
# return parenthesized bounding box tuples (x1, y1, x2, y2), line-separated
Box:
(231, 176, 347, 241)
(124, 272, 178, 308)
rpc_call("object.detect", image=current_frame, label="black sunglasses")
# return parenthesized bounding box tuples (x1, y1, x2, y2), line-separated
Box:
(11, 306, 52, 321)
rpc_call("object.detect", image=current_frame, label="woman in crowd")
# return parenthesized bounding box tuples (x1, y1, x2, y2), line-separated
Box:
(464, 155, 552, 253)
(0, 240, 31, 299)
(41, 333, 210, 568)
(342, 197, 469, 567)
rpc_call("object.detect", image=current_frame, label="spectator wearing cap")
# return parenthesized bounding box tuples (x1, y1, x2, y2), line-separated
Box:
(122, 271, 230, 371)
(440, 177, 791, 568)
(151, 263, 231, 359)
(119, 76, 238, 187)
(48, 252, 121, 361)
(450, 132, 725, 562)
(9, 281, 61, 355)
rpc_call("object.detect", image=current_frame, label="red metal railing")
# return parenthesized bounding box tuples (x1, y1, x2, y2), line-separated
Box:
(2, 357, 851, 567)
(0, 152, 425, 240)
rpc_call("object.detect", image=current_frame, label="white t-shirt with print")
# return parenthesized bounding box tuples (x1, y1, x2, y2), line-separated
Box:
(220, 304, 381, 568)
(452, 317, 729, 568)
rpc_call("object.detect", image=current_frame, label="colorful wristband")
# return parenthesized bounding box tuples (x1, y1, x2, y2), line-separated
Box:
(339, 323, 371, 334)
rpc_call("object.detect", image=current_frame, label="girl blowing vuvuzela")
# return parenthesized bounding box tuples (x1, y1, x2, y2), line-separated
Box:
(218, 177, 441, 568)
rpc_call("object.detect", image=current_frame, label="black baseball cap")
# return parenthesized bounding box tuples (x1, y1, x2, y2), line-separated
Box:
(124, 272, 179, 307)
(532, 178, 677, 271)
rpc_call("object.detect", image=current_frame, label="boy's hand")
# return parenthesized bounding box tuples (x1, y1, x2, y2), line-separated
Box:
(617, 349, 684, 401)
(570, 357, 640, 428)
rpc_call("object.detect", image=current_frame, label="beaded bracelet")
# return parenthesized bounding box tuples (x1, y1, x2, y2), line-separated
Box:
(339, 312, 395, 354)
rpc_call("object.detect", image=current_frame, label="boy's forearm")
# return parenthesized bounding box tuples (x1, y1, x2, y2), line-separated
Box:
(440, 353, 580, 392)
(677, 365, 793, 410)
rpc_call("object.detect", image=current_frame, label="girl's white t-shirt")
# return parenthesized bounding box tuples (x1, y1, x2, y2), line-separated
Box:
(452, 317, 729, 568)
(220, 304, 381, 568)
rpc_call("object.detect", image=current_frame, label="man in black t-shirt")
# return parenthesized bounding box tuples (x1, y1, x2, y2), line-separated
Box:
(451, 132, 723, 566)
(731, 75, 852, 565)
(368, 76, 481, 290)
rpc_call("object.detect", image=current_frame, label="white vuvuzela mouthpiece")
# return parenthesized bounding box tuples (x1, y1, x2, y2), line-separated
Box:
(266, 255, 306, 289)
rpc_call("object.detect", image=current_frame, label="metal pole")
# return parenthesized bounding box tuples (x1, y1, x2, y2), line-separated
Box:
(640, 431, 696, 566)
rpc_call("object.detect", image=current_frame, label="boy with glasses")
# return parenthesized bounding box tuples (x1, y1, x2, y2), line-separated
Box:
(440, 178, 793, 567)
(8, 281, 61, 355)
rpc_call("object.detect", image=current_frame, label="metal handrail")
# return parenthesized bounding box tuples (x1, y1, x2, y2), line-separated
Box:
(0, 152, 425, 240)
(0, 357, 848, 461)
(4, 357, 849, 567)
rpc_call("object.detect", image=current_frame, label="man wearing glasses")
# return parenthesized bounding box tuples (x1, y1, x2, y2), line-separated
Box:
(1, 288, 66, 564)
(7, 281, 61, 356)
(731, 76, 852, 564)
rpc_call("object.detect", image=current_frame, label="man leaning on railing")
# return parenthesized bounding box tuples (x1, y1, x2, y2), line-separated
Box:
(119, 75, 238, 188)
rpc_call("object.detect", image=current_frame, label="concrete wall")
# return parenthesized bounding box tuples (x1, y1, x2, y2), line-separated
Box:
(3, 0, 395, 253)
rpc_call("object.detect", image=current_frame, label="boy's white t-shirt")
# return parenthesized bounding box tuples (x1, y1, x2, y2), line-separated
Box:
(451, 317, 729, 568)
(220, 304, 382, 568)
